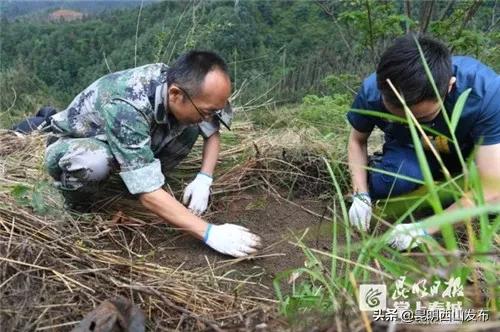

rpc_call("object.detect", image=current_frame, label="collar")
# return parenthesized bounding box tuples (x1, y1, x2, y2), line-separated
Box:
(154, 83, 169, 124)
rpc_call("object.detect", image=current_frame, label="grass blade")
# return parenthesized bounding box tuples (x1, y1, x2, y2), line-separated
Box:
(451, 89, 472, 132)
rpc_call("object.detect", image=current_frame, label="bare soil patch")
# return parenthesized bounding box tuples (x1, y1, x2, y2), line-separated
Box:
(104, 191, 334, 292)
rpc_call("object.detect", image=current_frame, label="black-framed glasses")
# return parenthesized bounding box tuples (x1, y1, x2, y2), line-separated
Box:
(176, 85, 231, 131)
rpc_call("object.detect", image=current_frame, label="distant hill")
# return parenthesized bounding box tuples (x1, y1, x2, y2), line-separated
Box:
(0, 0, 157, 21)
(48, 9, 85, 22)
(1, 0, 497, 122)
(1, 0, 345, 107)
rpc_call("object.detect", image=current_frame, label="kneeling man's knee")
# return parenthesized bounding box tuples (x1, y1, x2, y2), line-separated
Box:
(369, 161, 423, 199)
(45, 139, 115, 186)
(59, 146, 113, 182)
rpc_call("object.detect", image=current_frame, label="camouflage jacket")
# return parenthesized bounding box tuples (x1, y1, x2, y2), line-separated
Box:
(49, 63, 232, 194)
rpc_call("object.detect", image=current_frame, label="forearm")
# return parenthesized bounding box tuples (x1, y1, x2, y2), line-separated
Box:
(427, 188, 500, 234)
(139, 188, 208, 240)
(348, 136, 369, 193)
(200, 132, 220, 176)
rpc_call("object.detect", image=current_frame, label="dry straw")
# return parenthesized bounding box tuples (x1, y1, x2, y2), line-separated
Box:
(0, 123, 335, 331)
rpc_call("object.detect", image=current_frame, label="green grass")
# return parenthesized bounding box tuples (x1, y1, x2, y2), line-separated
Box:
(274, 38, 500, 327)
(249, 93, 351, 136)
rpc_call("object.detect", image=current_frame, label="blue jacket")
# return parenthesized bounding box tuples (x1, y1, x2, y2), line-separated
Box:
(347, 56, 500, 160)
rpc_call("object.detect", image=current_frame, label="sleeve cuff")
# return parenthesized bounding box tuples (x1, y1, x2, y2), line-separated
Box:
(198, 103, 233, 138)
(119, 159, 165, 194)
(476, 134, 500, 146)
(198, 120, 219, 138)
(347, 111, 374, 133)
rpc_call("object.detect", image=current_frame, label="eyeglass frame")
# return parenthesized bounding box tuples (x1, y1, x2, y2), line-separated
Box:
(176, 85, 231, 131)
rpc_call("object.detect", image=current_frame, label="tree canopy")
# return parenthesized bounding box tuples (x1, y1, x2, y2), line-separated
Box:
(1, 0, 498, 127)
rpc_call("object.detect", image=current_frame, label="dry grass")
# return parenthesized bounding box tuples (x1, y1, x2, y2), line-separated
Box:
(0, 124, 337, 331)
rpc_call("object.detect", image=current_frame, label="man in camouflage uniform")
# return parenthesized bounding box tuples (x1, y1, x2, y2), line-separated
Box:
(44, 51, 261, 257)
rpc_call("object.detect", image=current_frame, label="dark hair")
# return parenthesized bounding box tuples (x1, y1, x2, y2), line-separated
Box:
(167, 50, 229, 97)
(376, 34, 452, 107)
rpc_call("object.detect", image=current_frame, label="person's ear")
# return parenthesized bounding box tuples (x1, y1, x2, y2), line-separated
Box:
(448, 76, 457, 93)
(168, 85, 184, 104)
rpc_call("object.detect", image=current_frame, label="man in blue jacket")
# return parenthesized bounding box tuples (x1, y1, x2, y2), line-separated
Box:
(346, 35, 500, 249)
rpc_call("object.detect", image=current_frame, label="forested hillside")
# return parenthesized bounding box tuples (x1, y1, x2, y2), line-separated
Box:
(0, 0, 155, 20)
(1, 2, 500, 330)
(1, 0, 498, 127)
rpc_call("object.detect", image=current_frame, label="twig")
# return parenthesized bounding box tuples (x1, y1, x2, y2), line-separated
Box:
(127, 284, 225, 332)
(35, 321, 80, 331)
(451, 0, 483, 53)
(103, 51, 112, 73)
(134, 0, 144, 67)
(314, 0, 353, 54)
(6, 87, 17, 115)
(419, 0, 435, 34)
(364, 0, 377, 66)
(7, 216, 15, 256)
(404, 0, 412, 33)
(438, 1, 455, 21)
(272, 192, 327, 219)
(0, 256, 94, 293)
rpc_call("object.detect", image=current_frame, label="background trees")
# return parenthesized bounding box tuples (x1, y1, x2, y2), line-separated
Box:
(1, 0, 498, 128)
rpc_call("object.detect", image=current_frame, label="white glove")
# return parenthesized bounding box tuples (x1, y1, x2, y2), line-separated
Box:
(387, 223, 429, 250)
(182, 172, 213, 215)
(349, 193, 372, 231)
(204, 224, 262, 257)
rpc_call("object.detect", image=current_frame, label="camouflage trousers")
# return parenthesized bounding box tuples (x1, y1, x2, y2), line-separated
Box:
(44, 127, 199, 200)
